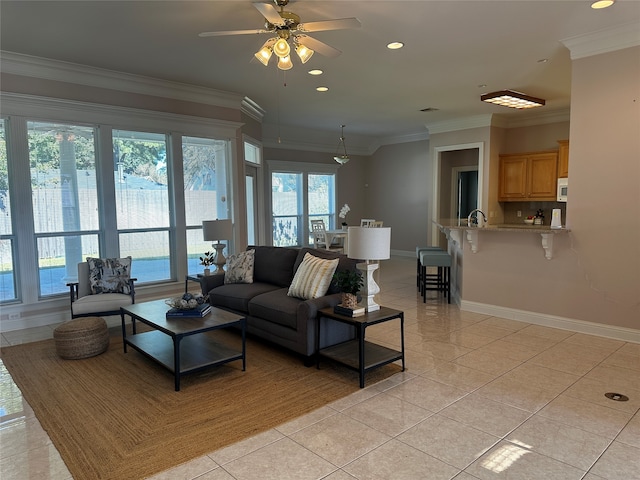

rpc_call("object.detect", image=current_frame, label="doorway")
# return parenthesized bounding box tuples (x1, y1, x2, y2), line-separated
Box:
(451, 167, 479, 223)
(431, 143, 483, 245)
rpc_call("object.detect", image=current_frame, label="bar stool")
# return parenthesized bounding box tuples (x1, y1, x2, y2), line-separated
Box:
(419, 250, 452, 303)
(416, 246, 444, 289)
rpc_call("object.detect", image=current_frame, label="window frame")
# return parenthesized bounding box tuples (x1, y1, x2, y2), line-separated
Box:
(267, 160, 339, 247)
(0, 92, 240, 305)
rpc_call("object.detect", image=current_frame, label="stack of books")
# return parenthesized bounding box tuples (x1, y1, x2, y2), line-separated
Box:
(334, 304, 365, 317)
(166, 303, 211, 318)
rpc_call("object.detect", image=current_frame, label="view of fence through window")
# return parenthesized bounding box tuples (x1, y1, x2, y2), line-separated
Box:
(0, 119, 14, 302)
(29, 121, 99, 296)
(271, 171, 336, 246)
(183, 136, 229, 275)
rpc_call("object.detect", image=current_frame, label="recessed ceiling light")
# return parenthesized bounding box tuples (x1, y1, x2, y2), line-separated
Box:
(538, 58, 548, 63)
(308, 69, 323, 75)
(591, 0, 614, 9)
(387, 42, 404, 50)
(316, 86, 329, 92)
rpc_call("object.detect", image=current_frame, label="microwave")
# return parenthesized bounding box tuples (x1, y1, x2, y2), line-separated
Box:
(557, 178, 568, 202)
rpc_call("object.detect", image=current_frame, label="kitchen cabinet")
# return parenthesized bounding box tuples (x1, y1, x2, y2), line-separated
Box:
(557, 139, 569, 178)
(498, 151, 558, 201)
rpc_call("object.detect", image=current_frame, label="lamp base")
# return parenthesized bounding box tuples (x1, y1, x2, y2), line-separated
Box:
(356, 262, 380, 312)
(212, 242, 227, 275)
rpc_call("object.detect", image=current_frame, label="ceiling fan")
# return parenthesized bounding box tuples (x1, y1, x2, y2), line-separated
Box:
(199, 0, 361, 70)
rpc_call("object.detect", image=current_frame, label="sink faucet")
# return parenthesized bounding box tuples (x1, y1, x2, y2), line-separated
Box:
(467, 209, 487, 227)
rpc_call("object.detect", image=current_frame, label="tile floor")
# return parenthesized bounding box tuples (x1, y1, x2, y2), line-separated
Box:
(1, 256, 639, 479)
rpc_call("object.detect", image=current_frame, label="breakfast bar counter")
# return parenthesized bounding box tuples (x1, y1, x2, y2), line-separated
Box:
(434, 220, 570, 259)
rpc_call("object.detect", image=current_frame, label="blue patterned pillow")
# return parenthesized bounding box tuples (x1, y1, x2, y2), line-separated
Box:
(86, 257, 132, 294)
(224, 250, 255, 284)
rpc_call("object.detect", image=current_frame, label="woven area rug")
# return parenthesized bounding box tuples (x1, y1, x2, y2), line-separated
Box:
(2, 327, 399, 479)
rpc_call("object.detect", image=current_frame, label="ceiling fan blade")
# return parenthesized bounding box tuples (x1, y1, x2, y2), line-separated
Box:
(297, 17, 361, 33)
(253, 2, 285, 26)
(199, 29, 268, 37)
(296, 35, 341, 58)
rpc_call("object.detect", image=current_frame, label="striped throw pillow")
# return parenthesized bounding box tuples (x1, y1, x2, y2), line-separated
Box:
(287, 253, 339, 300)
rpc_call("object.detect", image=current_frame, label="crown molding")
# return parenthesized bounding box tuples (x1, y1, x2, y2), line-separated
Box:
(561, 21, 640, 60)
(241, 97, 266, 123)
(426, 114, 494, 134)
(368, 131, 430, 152)
(0, 50, 245, 109)
(0, 92, 243, 138)
(498, 108, 571, 129)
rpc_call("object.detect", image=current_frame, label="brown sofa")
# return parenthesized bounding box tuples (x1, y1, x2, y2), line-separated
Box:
(199, 246, 358, 363)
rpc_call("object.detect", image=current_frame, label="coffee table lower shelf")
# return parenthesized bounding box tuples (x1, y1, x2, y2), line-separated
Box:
(319, 339, 402, 378)
(125, 330, 244, 385)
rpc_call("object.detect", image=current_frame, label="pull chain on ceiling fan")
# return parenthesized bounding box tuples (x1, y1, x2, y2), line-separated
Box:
(199, 0, 361, 70)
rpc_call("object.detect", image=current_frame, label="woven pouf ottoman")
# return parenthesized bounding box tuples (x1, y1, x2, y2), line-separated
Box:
(54, 316, 110, 360)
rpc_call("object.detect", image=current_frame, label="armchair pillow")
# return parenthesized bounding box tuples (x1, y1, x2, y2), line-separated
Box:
(224, 249, 255, 284)
(287, 252, 339, 300)
(86, 257, 132, 295)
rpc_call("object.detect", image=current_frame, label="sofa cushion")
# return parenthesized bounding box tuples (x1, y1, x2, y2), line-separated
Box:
(248, 288, 299, 329)
(294, 248, 358, 294)
(208, 282, 280, 313)
(249, 246, 298, 287)
(225, 249, 255, 284)
(288, 253, 339, 300)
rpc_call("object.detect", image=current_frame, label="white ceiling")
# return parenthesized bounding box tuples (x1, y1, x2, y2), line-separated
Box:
(1, 0, 639, 148)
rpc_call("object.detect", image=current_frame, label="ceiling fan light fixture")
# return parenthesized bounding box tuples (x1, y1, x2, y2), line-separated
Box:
(295, 43, 314, 63)
(333, 125, 350, 165)
(481, 89, 545, 109)
(254, 46, 273, 66)
(273, 38, 291, 58)
(277, 55, 293, 70)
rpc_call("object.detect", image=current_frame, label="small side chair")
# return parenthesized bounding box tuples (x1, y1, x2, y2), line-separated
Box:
(67, 257, 136, 318)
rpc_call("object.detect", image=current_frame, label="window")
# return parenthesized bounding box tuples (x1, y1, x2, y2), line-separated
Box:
(29, 121, 99, 297)
(1, 93, 237, 309)
(0, 119, 16, 302)
(269, 162, 338, 247)
(113, 130, 170, 283)
(182, 136, 230, 275)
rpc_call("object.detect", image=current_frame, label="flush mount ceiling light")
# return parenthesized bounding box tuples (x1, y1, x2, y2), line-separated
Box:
(591, 0, 615, 8)
(333, 125, 350, 165)
(481, 90, 546, 109)
(199, 0, 361, 71)
(387, 41, 404, 50)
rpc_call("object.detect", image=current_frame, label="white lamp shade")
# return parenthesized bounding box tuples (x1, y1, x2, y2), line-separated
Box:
(202, 219, 232, 241)
(347, 227, 391, 261)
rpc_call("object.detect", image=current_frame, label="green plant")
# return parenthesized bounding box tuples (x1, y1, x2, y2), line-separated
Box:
(332, 269, 363, 295)
(199, 251, 214, 267)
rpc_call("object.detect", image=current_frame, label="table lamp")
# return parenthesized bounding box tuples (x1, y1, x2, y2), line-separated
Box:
(347, 226, 391, 311)
(202, 219, 233, 274)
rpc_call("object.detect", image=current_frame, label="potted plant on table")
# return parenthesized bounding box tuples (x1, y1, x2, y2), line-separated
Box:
(339, 204, 350, 230)
(333, 269, 363, 309)
(199, 251, 215, 276)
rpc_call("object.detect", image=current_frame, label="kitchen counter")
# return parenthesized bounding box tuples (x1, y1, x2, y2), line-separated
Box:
(435, 219, 570, 233)
(435, 220, 570, 259)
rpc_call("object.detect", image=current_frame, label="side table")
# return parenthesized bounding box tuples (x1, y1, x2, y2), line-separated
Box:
(185, 274, 204, 293)
(317, 306, 405, 388)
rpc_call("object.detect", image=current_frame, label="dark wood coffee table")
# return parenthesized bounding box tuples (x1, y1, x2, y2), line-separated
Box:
(317, 306, 405, 388)
(120, 299, 245, 391)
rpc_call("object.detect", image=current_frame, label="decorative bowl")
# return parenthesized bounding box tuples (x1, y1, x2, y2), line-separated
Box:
(524, 218, 535, 225)
(166, 292, 206, 310)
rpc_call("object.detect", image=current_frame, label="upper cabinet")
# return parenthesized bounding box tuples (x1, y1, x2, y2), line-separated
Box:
(557, 139, 569, 178)
(498, 151, 558, 201)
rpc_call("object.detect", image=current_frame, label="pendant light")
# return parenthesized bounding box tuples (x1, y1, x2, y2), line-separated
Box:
(333, 125, 350, 165)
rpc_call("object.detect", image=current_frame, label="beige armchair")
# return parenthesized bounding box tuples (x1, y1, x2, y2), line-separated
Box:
(67, 258, 136, 319)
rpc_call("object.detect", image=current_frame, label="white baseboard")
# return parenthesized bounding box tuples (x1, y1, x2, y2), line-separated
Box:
(461, 300, 640, 344)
